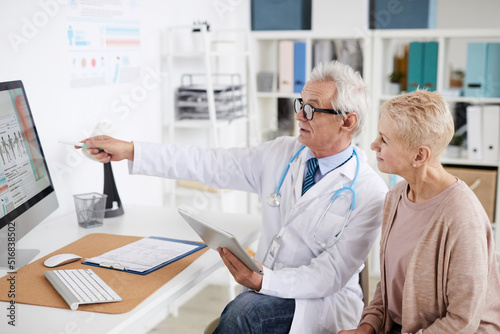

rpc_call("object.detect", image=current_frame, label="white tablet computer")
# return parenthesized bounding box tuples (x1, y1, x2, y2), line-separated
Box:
(178, 208, 263, 275)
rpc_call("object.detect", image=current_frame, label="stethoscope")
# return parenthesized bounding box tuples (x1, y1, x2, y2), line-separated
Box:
(266, 145, 360, 248)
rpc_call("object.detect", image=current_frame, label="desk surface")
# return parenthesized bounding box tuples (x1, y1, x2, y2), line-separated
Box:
(0, 205, 260, 334)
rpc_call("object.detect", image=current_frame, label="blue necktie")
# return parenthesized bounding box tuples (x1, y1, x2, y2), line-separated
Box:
(302, 158, 319, 195)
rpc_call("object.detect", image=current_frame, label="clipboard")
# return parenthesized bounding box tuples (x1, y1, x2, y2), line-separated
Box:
(82, 236, 206, 275)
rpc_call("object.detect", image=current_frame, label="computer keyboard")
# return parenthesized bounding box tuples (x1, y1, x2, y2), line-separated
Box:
(45, 268, 122, 310)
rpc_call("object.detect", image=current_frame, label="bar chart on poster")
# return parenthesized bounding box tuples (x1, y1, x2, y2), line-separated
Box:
(65, 1, 141, 88)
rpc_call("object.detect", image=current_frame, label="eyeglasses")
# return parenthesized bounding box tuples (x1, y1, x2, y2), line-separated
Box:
(294, 98, 343, 120)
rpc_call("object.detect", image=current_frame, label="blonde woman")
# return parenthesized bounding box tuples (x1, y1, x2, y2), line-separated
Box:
(340, 90, 500, 334)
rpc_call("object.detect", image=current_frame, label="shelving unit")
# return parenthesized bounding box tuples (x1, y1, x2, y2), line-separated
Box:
(370, 29, 500, 250)
(161, 25, 257, 212)
(248, 28, 500, 250)
(371, 29, 500, 133)
(250, 31, 372, 150)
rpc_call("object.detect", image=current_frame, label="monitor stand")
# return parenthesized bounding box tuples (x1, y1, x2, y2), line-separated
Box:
(0, 248, 40, 270)
(103, 162, 124, 218)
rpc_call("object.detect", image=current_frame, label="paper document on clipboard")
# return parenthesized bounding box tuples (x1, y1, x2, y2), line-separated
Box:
(83, 236, 206, 275)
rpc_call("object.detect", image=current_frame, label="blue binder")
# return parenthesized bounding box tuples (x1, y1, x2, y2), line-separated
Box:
(251, 0, 312, 31)
(422, 41, 438, 91)
(370, 0, 437, 29)
(464, 43, 488, 97)
(407, 42, 424, 92)
(294, 41, 306, 93)
(485, 43, 500, 97)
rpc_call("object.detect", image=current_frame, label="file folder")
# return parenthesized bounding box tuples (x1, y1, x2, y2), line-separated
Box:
(422, 41, 438, 91)
(312, 40, 335, 68)
(482, 105, 500, 161)
(279, 40, 294, 93)
(464, 43, 487, 97)
(294, 41, 306, 93)
(485, 43, 500, 98)
(466, 105, 483, 160)
(407, 42, 424, 92)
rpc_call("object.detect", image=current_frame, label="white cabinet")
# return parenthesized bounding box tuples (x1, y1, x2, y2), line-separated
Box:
(161, 25, 257, 213)
(250, 31, 372, 151)
(370, 29, 500, 249)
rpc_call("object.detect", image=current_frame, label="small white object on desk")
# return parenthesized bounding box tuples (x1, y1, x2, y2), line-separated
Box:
(44, 253, 82, 268)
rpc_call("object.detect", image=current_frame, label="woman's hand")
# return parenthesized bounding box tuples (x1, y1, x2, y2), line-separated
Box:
(338, 323, 375, 334)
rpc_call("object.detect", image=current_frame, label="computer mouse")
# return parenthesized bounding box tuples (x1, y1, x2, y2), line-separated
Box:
(44, 253, 82, 268)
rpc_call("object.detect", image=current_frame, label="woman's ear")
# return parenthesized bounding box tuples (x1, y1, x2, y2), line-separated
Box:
(413, 146, 431, 166)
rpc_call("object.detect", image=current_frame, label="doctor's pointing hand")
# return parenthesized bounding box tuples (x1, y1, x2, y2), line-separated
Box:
(79, 61, 388, 334)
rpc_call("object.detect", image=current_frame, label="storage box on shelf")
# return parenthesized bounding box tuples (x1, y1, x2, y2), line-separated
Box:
(161, 25, 257, 213)
(371, 29, 500, 249)
(443, 166, 497, 223)
(176, 73, 246, 122)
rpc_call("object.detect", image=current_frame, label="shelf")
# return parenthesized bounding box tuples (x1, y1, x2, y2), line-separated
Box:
(378, 95, 500, 104)
(166, 51, 250, 58)
(372, 29, 500, 39)
(251, 30, 370, 40)
(256, 92, 301, 99)
(440, 157, 499, 168)
(441, 97, 500, 104)
(176, 180, 232, 194)
(172, 117, 247, 129)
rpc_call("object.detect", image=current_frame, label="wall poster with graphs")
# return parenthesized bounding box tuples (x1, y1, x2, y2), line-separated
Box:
(65, 0, 141, 88)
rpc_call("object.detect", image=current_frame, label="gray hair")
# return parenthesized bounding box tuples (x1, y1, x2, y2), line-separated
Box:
(380, 90, 454, 160)
(309, 60, 369, 137)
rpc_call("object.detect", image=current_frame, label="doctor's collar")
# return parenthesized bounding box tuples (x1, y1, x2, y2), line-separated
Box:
(304, 144, 354, 176)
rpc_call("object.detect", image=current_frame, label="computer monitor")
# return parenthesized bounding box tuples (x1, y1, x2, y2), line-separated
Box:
(0, 80, 58, 269)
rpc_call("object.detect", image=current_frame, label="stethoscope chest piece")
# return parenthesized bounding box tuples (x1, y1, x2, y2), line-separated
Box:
(267, 193, 281, 207)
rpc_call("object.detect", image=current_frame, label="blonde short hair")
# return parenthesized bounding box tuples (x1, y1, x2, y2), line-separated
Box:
(380, 90, 454, 160)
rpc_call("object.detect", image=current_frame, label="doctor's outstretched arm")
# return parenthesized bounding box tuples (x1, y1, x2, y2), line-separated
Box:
(81, 135, 134, 163)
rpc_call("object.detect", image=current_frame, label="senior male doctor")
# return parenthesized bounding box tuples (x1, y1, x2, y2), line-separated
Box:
(82, 61, 387, 334)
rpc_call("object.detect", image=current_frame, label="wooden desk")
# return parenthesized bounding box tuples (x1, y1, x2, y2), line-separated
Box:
(0, 205, 260, 334)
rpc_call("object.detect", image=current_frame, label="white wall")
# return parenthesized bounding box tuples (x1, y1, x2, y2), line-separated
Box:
(0, 1, 250, 221)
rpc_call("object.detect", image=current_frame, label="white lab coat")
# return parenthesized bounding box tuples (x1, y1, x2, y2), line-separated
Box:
(129, 136, 388, 333)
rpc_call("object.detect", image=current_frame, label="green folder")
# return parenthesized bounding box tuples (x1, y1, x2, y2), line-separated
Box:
(407, 41, 438, 92)
(407, 42, 424, 92)
(422, 41, 438, 91)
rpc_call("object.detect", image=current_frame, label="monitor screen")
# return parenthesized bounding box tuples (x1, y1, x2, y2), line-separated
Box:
(0, 80, 58, 269)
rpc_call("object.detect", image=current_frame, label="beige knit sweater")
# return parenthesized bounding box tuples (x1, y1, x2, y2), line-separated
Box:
(360, 181, 500, 334)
